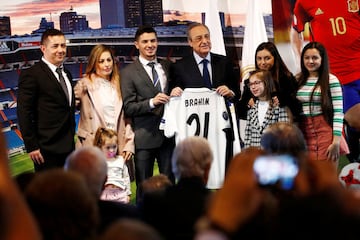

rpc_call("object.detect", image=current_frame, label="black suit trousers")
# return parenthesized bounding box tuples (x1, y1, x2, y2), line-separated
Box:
(34, 150, 72, 172)
(134, 137, 175, 199)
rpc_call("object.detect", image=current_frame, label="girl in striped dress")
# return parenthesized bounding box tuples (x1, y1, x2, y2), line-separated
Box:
(296, 42, 348, 165)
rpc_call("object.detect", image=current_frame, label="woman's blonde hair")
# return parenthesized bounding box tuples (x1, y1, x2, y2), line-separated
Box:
(85, 44, 121, 99)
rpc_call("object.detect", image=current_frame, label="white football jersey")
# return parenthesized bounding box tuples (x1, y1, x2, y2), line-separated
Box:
(160, 88, 231, 189)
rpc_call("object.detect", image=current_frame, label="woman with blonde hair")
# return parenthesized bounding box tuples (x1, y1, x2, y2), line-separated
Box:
(74, 44, 134, 162)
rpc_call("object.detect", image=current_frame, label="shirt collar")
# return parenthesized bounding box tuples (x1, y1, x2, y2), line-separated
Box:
(193, 52, 211, 65)
(42, 57, 63, 72)
(139, 55, 157, 66)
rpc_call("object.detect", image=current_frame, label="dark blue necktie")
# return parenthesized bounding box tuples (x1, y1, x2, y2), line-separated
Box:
(201, 59, 211, 89)
(147, 62, 161, 91)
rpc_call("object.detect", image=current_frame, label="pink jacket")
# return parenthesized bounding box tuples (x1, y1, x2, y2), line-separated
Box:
(74, 76, 134, 154)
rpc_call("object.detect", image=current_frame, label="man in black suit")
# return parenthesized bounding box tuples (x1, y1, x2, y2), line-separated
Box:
(169, 22, 240, 176)
(169, 22, 240, 99)
(17, 29, 75, 172)
(121, 25, 175, 200)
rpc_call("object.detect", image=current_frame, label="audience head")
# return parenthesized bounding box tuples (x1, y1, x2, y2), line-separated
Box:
(100, 219, 163, 240)
(187, 22, 211, 58)
(172, 136, 213, 183)
(247, 69, 275, 101)
(140, 174, 173, 196)
(15, 171, 36, 193)
(64, 146, 108, 198)
(25, 169, 99, 240)
(137, 174, 173, 205)
(0, 129, 41, 240)
(260, 122, 307, 158)
(94, 127, 119, 158)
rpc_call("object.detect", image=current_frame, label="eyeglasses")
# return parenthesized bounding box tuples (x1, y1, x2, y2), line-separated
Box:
(247, 80, 263, 88)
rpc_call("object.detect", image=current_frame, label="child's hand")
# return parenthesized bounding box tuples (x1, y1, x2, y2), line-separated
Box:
(272, 96, 279, 106)
(122, 151, 133, 161)
(248, 98, 255, 108)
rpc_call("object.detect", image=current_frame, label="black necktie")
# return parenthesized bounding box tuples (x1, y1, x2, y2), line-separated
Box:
(147, 62, 161, 91)
(201, 59, 211, 89)
(56, 67, 69, 101)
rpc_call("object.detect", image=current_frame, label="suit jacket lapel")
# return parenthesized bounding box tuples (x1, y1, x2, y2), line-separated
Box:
(40, 60, 60, 85)
(64, 68, 75, 106)
(88, 78, 105, 124)
(187, 56, 203, 85)
(134, 59, 160, 94)
(210, 53, 221, 87)
(40, 61, 70, 100)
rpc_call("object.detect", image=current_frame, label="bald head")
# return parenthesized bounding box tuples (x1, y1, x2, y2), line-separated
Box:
(64, 146, 107, 198)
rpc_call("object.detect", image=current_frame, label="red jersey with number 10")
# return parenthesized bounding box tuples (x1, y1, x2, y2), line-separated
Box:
(292, 0, 360, 84)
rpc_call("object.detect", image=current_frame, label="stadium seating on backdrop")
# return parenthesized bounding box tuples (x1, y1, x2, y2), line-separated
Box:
(0, 90, 15, 102)
(63, 62, 87, 80)
(0, 70, 20, 88)
(4, 130, 23, 150)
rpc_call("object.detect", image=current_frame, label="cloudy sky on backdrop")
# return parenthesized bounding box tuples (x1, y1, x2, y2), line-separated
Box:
(0, 0, 271, 35)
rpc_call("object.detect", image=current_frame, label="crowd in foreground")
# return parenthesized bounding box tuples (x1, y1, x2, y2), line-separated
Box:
(11, 1, 360, 238)
(4, 122, 360, 240)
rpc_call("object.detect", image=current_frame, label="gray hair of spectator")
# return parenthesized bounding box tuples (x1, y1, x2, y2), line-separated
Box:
(64, 146, 108, 198)
(101, 219, 163, 240)
(172, 136, 213, 180)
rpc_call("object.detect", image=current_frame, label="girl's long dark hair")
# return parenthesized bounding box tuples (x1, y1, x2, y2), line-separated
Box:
(255, 42, 293, 85)
(297, 42, 333, 125)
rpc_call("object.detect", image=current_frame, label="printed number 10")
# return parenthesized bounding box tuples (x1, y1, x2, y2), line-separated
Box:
(329, 17, 346, 36)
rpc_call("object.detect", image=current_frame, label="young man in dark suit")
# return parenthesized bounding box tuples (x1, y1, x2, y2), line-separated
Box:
(17, 28, 75, 172)
(121, 25, 175, 200)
